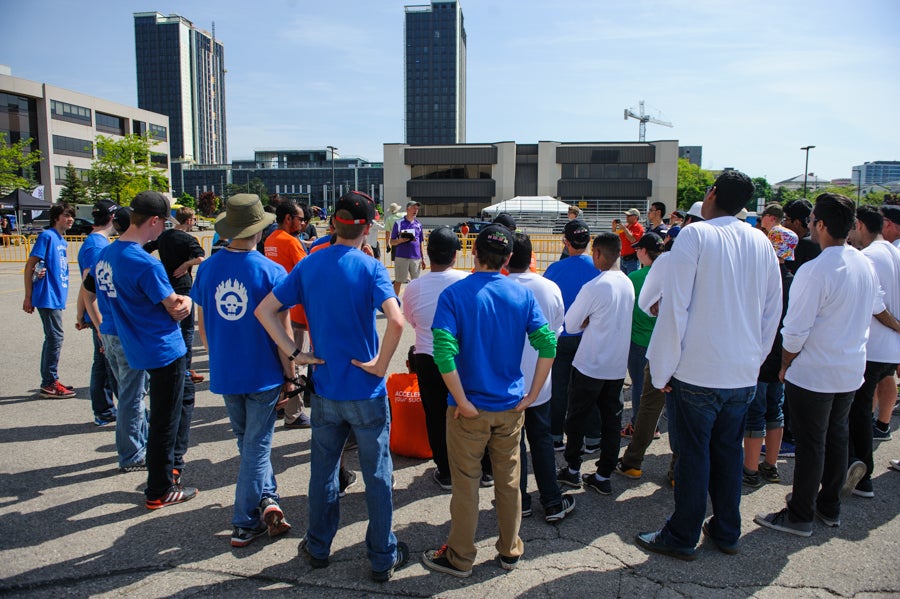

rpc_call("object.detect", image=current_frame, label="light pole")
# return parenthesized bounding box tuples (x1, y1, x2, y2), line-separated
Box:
(801, 145, 815, 198)
(327, 145, 337, 214)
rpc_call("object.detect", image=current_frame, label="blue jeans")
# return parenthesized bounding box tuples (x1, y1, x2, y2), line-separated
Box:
(658, 379, 754, 550)
(224, 387, 280, 528)
(307, 393, 397, 572)
(520, 401, 562, 512)
(627, 341, 648, 425)
(174, 310, 196, 470)
(37, 308, 63, 387)
(102, 334, 148, 468)
(746, 380, 784, 437)
(89, 324, 116, 421)
(620, 254, 639, 275)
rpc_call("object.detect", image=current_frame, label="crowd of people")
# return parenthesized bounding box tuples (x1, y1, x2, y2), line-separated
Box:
(20, 172, 900, 581)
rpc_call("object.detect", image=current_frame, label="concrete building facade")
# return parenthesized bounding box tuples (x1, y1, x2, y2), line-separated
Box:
(852, 161, 900, 186)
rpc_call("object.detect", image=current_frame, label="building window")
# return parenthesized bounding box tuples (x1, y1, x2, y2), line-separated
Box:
(50, 100, 92, 125)
(133, 120, 147, 136)
(54, 165, 90, 184)
(561, 163, 648, 179)
(410, 164, 491, 180)
(96, 112, 125, 135)
(52, 134, 93, 158)
(150, 152, 168, 168)
(149, 123, 167, 141)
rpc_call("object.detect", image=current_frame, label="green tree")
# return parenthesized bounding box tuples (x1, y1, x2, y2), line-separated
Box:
(750, 177, 773, 210)
(86, 133, 169, 204)
(58, 162, 90, 205)
(676, 157, 715, 210)
(178, 192, 196, 209)
(0, 133, 43, 195)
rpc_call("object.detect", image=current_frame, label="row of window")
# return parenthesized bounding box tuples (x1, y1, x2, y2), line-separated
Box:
(410, 164, 491, 180)
(54, 165, 90, 183)
(51, 100, 91, 124)
(561, 163, 649, 180)
(48, 99, 167, 140)
(52, 135, 93, 157)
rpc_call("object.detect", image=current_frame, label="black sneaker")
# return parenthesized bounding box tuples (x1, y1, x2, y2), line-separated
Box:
(260, 497, 291, 537)
(422, 544, 472, 578)
(701, 519, 739, 555)
(145, 485, 198, 510)
(553, 440, 565, 452)
(284, 411, 311, 429)
(635, 530, 697, 561)
(758, 462, 780, 484)
(544, 494, 575, 523)
(522, 503, 533, 518)
(754, 508, 813, 537)
(582, 473, 612, 495)
(556, 466, 581, 489)
(231, 523, 268, 547)
(581, 442, 601, 455)
(852, 478, 875, 498)
(480, 472, 495, 488)
(498, 553, 520, 570)
(742, 467, 763, 488)
(298, 536, 330, 568)
(432, 468, 452, 491)
(339, 467, 357, 498)
(372, 541, 410, 582)
(841, 460, 866, 499)
(119, 459, 146, 473)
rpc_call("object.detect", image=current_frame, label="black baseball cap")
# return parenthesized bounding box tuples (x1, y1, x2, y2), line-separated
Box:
(130, 191, 170, 218)
(475, 224, 513, 256)
(563, 219, 591, 247)
(91, 199, 118, 226)
(427, 225, 461, 254)
(492, 213, 517, 232)
(633, 231, 664, 251)
(334, 191, 375, 225)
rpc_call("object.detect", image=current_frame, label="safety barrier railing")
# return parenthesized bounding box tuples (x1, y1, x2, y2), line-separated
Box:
(0, 235, 29, 262)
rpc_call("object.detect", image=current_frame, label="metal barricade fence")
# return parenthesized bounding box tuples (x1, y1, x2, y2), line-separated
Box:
(0, 235, 29, 262)
(403, 232, 564, 274)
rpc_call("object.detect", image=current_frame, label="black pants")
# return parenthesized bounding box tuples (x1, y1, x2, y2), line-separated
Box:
(849, 361, 896, 484)
(563, 368, 624, 477)
(145, 354, 186, 499)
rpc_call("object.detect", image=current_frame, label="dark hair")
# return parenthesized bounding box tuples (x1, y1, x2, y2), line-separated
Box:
(813, 193, 855, 240)
(508, 232, 532, 270)
(651, 201, 667, 214)
(275, 200, 300, 225)
(592, 231, 621, 262)
(49, 202, 76, 226)
(296, 203, 312, 221)
(856, 205, 883, 235)
(712, 170, 755, 215)
(783, 199, 813, 224)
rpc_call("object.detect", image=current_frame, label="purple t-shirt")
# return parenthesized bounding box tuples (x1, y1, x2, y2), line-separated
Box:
(391, 218, 424, 260)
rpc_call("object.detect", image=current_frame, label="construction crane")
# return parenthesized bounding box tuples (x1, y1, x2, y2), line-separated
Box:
(624, 100, 673, 142)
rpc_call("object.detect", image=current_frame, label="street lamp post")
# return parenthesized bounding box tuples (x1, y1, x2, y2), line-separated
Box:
(327, 145, 337, 214)
(801, 145, 815, 198)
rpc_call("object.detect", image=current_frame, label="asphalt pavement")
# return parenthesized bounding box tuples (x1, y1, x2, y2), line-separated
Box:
(0, 259, 898, 598)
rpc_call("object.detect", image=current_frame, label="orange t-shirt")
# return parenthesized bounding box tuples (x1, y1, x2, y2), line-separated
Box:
(264, 229, 307, 325)
(386, 372, 431, 459)
(617, 221, 644, 257)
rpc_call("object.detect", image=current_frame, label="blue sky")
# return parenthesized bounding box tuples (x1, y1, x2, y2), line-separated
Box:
(4, 0, 899, 183)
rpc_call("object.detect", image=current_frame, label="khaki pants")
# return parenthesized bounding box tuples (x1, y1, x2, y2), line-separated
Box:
(446, 407, 524, 570)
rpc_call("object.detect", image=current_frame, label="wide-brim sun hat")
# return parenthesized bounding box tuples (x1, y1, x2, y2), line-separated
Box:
(215, 193, 276, 240)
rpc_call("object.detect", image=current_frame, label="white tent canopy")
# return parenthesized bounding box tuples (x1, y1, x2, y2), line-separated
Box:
(481, 196, 570, 217)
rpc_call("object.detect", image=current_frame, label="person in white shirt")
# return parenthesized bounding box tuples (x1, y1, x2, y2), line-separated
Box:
(507, 233, 574, 523)
(755, 194, 886, 537)
(637, 170, 781, 561)
(555, 232, 634, 496)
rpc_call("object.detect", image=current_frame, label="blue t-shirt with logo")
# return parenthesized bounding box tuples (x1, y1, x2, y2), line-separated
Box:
(94, 241, 185, 370)
(273, 244, 396, 401)
(191, 249, 287, 395)
(432, 271, 547, 411)
(29, 228, 69, 310)
(543, 254, 599, 336)
(78, 232, 109, 324)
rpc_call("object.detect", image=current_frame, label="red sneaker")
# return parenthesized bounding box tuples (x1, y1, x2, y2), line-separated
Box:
(40, 381, 75, 399)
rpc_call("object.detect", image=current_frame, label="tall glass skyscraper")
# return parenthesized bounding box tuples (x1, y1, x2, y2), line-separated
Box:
(404, 1, 466, 146)
(134, 12, 227, 165)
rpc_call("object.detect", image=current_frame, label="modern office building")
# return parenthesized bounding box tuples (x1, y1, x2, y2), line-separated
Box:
(383, 140, 678, 228)
(404, 1, 466, 145)
(134, 12, 227, 168)
(851, 161, 900, 186)
(678, 145, 702, 167)
(0, 73, 171, 203)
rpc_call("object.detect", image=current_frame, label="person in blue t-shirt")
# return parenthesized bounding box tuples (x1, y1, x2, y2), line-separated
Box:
(23, 202, 76, 398)
(75, 199, 119, 425)
(192, 193, 321, 549)
(421, 224, 556, 578)
(95, 191, 197, 510)
(256, 190, 409, 582)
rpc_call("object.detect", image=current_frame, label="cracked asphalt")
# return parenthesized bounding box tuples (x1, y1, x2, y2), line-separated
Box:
(1, 260, 898, 598)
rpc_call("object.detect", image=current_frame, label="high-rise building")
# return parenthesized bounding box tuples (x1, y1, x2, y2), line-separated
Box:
(852, 161, 900, 186)
(134, 12, 226, 166)
(404, 1, 466, 145)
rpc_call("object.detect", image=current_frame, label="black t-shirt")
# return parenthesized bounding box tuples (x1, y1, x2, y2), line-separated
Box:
(785, 235, 820, 275)
(144, 228, 205, 293)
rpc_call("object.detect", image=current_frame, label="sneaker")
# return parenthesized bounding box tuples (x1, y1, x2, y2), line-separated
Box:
(754, 509, 812, 537)
(339, 467, 357, 497)
(652, 428, 661, 440)
(758, 462, 781, 484)
(260, 497, 291, 537)
(231, 523, 268, 547)
(742, 467, 763, 488)
(298, 536, 329, 568)
(372, 541, 409, 582)
(841, 460, 866, 499)
(40, 381, 75, 399)
(815, 509, 840, 528)
(432, 468, 452, 491)
(189, 370, 205, 383)
(582, 473, 612, 495)
(873, 424, 893, 442)
(893, 401, 900, 414)
(544, 494, 575, 523)
(522, 504, 533, 518)
(553, 440, 565, 452)
(94, 415, 116, 426)
(778, 441, 795, 458)
(620, 423, 635, 438)
(852, 478, 875, 498)
(634, 530, 696, 561)
(701, 519, 739, 555)
(172, 468, 182, 485)
(556, 466, 581, 489)
(145, 485, 198, 510)
(118, 459, 146, 473)
(284, 412, 311, 429)
(480, 472, 495, 488)
(890, 459, 900, 472)
(581, 442, 601, 455)
(421, 544, 472, 578)
(498, 553, 519, 570)
(614, 459, 642, 479)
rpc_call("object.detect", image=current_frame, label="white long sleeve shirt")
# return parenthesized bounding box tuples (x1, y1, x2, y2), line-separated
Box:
(647, 216, 782, 390)
(638, 251, 672, 316)
(862, 240, 900, 364)
(783, 244, 880, 393)
(402, 269, 468, 356)
(566, 270, 634, 380)
(509, 272, 565, 407)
